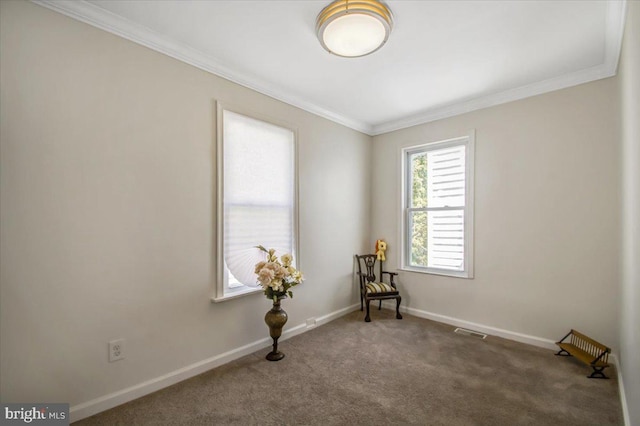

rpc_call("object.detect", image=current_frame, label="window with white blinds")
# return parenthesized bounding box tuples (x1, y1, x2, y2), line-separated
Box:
(402, 132, 474, 278)
(215, 107, 298, 301)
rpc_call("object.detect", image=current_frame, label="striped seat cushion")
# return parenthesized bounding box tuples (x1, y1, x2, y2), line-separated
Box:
(365, 282, 396, 294)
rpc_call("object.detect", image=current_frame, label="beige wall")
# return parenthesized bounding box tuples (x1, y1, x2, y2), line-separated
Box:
(1, 0, 635, 422)
(619, 1, 640, 424)
(372, 78, 620, 350)
(0, 0, 370, 413)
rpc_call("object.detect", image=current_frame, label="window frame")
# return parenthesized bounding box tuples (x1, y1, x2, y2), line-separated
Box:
(213, 102, 299, 302)
(399, 130, 475, 278)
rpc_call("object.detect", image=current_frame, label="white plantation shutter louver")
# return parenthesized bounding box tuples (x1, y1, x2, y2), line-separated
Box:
(425, 145, 465, 270)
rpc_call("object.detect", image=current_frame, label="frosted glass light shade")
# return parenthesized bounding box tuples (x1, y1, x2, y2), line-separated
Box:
(316, 0, 393, 58)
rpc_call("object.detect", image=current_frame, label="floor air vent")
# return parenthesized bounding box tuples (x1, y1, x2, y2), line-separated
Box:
(454, 327, 488, 339)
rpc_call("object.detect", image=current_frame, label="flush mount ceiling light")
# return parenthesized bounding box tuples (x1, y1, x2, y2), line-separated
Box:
(316, 0, 394, 58)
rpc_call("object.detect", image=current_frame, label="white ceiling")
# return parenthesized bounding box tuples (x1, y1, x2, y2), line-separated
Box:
(35, 0, 626, 135)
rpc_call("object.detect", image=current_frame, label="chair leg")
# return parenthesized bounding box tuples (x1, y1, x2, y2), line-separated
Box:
(365, 299, 371, 322)
(360, 290, 364, 311)
(378, 300, 382, 310)
(395, 296, 403, 319)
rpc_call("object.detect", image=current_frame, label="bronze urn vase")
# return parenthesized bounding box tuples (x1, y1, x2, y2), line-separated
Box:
(264, 297, 288, 361)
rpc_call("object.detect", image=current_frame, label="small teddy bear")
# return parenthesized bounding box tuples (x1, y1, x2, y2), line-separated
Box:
(375, 239, 387, 261)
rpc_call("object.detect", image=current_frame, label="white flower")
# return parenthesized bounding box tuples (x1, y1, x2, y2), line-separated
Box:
(269, 280, 284, 292)
(268, 249, 277, 262)
(280, 253, 293, 267)
(254, 261, 267, 274)
(264, 262, 286, 280)
(257, 268, 275, 286)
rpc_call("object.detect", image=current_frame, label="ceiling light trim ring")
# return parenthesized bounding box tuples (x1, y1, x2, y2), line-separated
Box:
(316, 0, 394, 58)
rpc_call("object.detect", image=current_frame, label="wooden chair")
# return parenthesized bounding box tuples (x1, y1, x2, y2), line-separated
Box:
(355, 254, 402, 322)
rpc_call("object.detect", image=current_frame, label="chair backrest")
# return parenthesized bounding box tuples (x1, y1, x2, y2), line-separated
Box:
(356, 254, 378, 284)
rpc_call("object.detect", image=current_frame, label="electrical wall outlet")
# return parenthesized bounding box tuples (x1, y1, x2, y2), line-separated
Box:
(306, 317, 317, 329)
(109, 339, 125, 362)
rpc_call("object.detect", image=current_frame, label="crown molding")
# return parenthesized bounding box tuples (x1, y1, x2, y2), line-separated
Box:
(32, 0, 626, 138)
(31, 0, 374, 135)
(372, 0, 627, 136)
(371, 63, 613, 136)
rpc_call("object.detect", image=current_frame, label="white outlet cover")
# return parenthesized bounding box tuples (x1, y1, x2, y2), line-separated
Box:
(109, 339, 125, 362)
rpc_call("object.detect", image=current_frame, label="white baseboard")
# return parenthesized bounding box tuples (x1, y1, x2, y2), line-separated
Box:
(611, 355, 631, 426)
(307, 303, 361, 330)
(70, 303, 360, 423)
(380, 302, 557, 350)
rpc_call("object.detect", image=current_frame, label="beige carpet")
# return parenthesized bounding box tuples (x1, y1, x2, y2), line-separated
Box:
(75, 309, 623, 425)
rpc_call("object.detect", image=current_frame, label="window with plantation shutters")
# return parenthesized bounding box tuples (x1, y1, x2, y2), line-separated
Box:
(401, 132, 474, 278)
(214, 106, 298, 301)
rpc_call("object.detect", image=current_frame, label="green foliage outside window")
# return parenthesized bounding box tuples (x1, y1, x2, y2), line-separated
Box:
(411, 154, 428, 266)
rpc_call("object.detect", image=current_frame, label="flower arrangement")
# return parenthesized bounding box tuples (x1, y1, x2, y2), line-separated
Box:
(254, 245, 304, 302)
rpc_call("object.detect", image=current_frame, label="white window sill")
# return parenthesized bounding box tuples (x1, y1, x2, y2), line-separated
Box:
(211, 286, 263, 303)
(399, 266, 473, 279)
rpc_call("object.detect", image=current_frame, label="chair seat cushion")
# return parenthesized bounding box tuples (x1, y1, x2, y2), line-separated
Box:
(365, 282, 397, 294)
